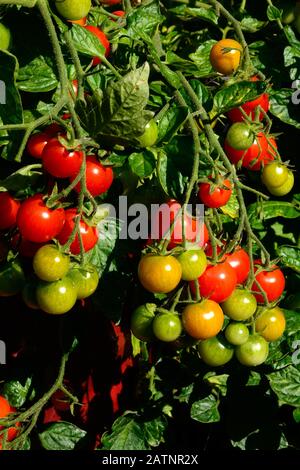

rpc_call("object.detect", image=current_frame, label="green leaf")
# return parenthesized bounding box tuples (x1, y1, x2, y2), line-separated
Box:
(277, 245, 300, 273)
(248, 201, 300, 230)
(241, 16, 266, 33)
(0, 51, 23, 125)
(17, 56, 58, 93)
(293, 408, 300, 423)
(71, 24, 106, 61)
(267, 5, 282, 21)
(189, 40, 216, 77)
(0, 164, 43, 196)
(142, 416, 167, 447)
(39, 422, 87, 450)
(2, 376, 33, 408)
(268, 366, 300, 407)
(156, 105, 188, 144)
(128, 150, 156, 178)
(220, 189, 239, 219)
(214, 81, 267, 115)
(190, 394, 220, 423)
(270, 88, 300, 129)
(126, 0, 164, 39)
(169, 5, 218, 24)
(101, 414, 148, 450)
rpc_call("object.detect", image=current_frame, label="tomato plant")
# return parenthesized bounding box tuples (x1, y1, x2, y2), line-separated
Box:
(224, 132, 276, 170)
(0, 396, 18, 443)
(209, 39, 242, 75)
(224, 248, 250, 284)
(225, 122, 254, 150)
(136, 119, 158, 148)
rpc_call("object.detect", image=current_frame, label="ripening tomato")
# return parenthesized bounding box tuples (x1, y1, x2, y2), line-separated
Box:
(67, 264, 99, 299)
(210, 38, 242, 75)
(131, 303, 156, 342)
(17, 195, 65, 243)
(84, 25, 110, 66)
(235, 334, 269, 366)
(27, 132, 51, 159)
(198, 335, 234, 366)
(227, 76, 270, 122)
(42, 139, 84, 178)
(266, 171, 294, 196)
(255, 306, 286, 341)
(182, 299, 224, 340)
(152, 311, 182, 342)
(36, 277, 77, 315)
(191, 261, 237, 303)
(54, 0, 91, 21)
(225, 322, 249, 346)
(221, 288, 257, 321)
(138, 255, 182, 294)
(57, 209, 98, 255)
(252, 261, 285, 304)
(225, 122, 254, 150)
(69, 156, 114, 197)
(262, 163, 294, 196)
(0, 193, 20, 231)
(33, 245, 70, 282)
(224, 133, 276, 171)
(198, 179, 232, 208)
(0, 396, 19, 442)
(225, 248, 250, 284)
(177, 249, 207, 281)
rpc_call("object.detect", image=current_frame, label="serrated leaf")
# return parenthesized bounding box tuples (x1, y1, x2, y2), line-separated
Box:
(142, 416, 167, 447)
(101, 414, 148, 450)
(2, 376, 33, 408)
(0, 164, 43, 196)
(169, 5, 218, 24)
(214, 81, 267, 115)
(39, 422, 87, 450)
(189, 40, 216, 77)
(248, 201, 300, 230)
(129, 150, 156, 178)
(268, 366, 300, 407)
(71, 24, 105, 61)
(267, 5, 282, 21)
(270, 89, 300, 129)
(126, 0, 164, 39)
(17, 56, 58, 93)
(241, 16, 266, 33)
(157, 105, 188, 144)
(190, 394, 220, 423)
(277, 245, 300, 273)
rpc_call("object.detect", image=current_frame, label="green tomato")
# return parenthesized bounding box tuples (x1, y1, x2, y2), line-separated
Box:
(137, 120, 158, 148)
(221, 288, 257, 321)
(235, 334, 269, 366)
(261, 162, 289, 188)
(266, 170, 294, 196)
(177, 249, 207, 281)
(0, 23, 11, 50)
(280, 0, 296, 24)
(36, 277, 77, 314)
(131, 303, 156, 341)
(198, 335, 234, 366)
(152, 311, 182, 342)
(225, 322, 249, 345)
(0, 259, 25, 296)
(225, 122, 254, 150)
(54, 0, 91, 21)
(33, 245, 70, 282)
(22, 282, 39, 310)
(67, 264, 99, 299)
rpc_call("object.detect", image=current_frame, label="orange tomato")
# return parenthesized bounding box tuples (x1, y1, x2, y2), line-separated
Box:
(255, 306, 286, 341)
(182, 300, 224, 340)
(138, 255, 182, 294)
(210, 38, 242, 75)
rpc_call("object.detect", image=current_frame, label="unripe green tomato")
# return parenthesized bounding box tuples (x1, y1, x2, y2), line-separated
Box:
(152, 312, 182, 342)
(221, 288, 257, 321)
(261, 162, 289, 188)
(137, 120, 158, 148)
(177, 249, 207, 281)
(36, 277, 77, 315)
(131, 303, 156, 341)
(198, 335, 234, 366)
(235, 334, 269, 366)
(54, 0, 91, 21)
(266, 170, 294, 196)
(0, 23, 10, 50)
(226, 122, 254, 150)
(281, 0, 296, 24)
(67, 264, 99, 299)
(33, 245, 70, 282)
(225, 322, 249, 345)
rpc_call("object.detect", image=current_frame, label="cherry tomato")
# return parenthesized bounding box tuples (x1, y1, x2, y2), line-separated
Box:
(152, 311, 182, 342)
(198, 335, 234, 366)
(69, 156, 114, 197)
(27, 132, 50, 159)
(191, 261, 237, 303)
(0, 396, 18, 442)
(262, 164, 294, 196)
(210, 38, 242, 75)
(255, 306, 286, 341)
(17, 194, 65, 243)
(0, 193, 20, 231)
(225, 322, 249, 345)
(225, 122, 254, 150)
(84, 25, 110, 66)
(131, 303, 156, 342)
(252, 261, 285, 304)
(54, 0, 91, 21)
(137, 120, 158, 148)
(57, 209, 98, 255)
(42, 139, 84, 179)
(33, 245, 70, 282)
(227, 76, 270, 122)
(182, 299, 224, 340)
(112, 10, 125, 17)
(67, 264, 99, 299)
(221, 288, 257, 321)
(0, 23, 10, 50)
(36, 277, 77, 315)
(198, 179, 232, 208)
(177, 249, 207, 281)
(138, 255, 182, 294)
(225, 248, 250, 284)
(0, 259, 25, 297)
(224, 133, 276, 171)
(235, 335, 269, 366)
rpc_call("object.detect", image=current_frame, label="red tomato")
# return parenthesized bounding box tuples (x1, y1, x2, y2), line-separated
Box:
(27, 132, 50, 159)
(69, 155, 114, 197)
(57, 208, 98, 255)
(252, 260, 285, 304)
(84, 25, 110, 66)
(191, 261, 237, 303)
(43, 123, 64, 136)
(0, 193, 20, 231)
(113, 10, 125, 17)
(225, 248, 250, 284)
(42, 139, 84, 178)
(227, 76, 269, 122)
(198, 179, 232, 208)
(224, 133, 276, 171)
(0, 396, 18, 442)
(17, 194, 65, 243)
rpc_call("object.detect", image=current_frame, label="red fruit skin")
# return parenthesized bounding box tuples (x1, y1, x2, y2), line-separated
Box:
(57, 208, 98, 255)
(27, 132, 50, 159)
(225, 248, 250, 284)
(198, 179, 232, 208)
(70, 156, 114, 197)
(113, 10, 125, 17)
(84, 25, 110, 66)
(190, 262, 237, 303)
(17, 194, 65, 243)
(227, 93, 269, 122)
(43, 123, 64, 136)
(0, 396, 19, 443)
(42, 139, 84, 179)
(224, 133, 276, 171)
(252, 261, 285, 304)
(0, 193, 20, 231)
